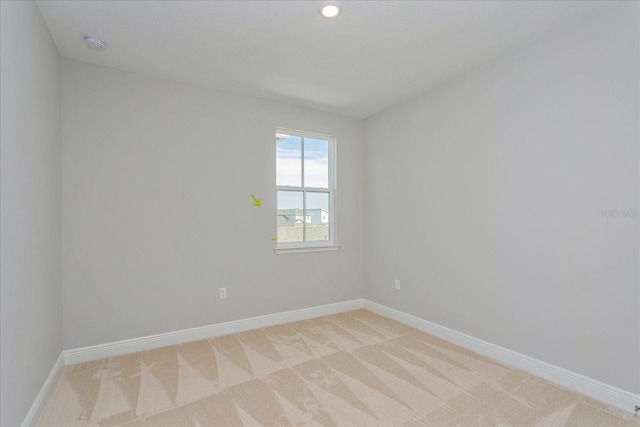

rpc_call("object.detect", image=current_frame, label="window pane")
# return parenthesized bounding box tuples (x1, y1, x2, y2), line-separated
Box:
(276, 135, 301, 187)
(305, 192, 330, 242)
(304, 138, 329, 188)
(277, 190, 304, 243)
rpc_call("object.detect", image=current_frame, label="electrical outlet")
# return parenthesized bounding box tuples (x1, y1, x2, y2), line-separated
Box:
(219, 287, 227, 299)
(394, 279, 400, 290)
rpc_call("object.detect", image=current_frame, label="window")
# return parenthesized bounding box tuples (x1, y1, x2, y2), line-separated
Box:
(275, 128, 338, 254)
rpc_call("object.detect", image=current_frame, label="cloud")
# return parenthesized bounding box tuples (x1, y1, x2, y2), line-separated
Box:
(276, 157, 328, 188)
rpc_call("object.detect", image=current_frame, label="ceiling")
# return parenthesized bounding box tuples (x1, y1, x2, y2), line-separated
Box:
(36, 0, 621, 119)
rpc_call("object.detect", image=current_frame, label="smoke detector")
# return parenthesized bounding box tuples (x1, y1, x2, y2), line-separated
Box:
(84, 36, 106, 50)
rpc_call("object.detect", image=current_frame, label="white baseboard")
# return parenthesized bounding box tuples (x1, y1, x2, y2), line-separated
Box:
(55, 298, 639, 416)
(21, 352, 64, 427)
(364, 300, 640, 415)
(64, 299, 365, 365)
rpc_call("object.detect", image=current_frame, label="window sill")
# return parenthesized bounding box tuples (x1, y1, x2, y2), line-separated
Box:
(274, 244, 342, 255)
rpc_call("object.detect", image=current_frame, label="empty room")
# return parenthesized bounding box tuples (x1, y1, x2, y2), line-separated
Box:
(1, 0, 638, 425)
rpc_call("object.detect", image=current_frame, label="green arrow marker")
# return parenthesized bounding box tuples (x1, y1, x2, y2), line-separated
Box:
(250, 194, 261, 207)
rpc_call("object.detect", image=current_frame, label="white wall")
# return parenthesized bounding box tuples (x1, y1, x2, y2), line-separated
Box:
(62, 60, 365, 349)
(364, 3, 639, 394)
(4, 4, 632, 422)
(0, 1, 62, 425)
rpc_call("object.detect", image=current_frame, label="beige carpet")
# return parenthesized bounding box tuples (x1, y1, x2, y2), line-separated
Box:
(38, 310, 639, 426)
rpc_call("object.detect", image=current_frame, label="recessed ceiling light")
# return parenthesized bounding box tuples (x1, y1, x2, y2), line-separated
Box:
(319, 1, 342, 18)
(84, 36, 106, 50)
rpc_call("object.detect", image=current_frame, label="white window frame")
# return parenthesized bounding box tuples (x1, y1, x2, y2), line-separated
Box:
(275, 128, 340, 254)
